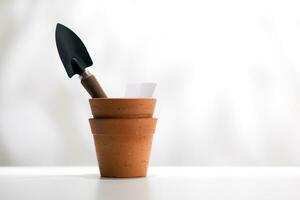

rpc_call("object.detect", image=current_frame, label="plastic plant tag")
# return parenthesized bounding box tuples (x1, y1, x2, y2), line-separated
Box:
(125, 83, 156, 97)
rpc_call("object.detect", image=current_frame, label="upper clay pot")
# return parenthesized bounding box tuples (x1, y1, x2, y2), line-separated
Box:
(89, 98, 156, 118)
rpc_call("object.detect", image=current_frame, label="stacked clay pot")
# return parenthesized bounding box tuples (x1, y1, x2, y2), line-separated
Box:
(89, 98, 157, 178)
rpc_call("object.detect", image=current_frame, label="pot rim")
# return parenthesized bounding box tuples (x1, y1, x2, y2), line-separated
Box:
(89, 98, 156, 101)
(89, 117, 158, 121)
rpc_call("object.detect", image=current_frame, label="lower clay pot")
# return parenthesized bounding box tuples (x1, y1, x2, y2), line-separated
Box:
(89, 118, 157, 178)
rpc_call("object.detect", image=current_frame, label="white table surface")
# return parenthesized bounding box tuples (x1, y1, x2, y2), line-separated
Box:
(0, 167, 300, 200)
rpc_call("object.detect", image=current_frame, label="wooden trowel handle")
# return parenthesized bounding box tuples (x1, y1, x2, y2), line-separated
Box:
(81, 73, 107, 98)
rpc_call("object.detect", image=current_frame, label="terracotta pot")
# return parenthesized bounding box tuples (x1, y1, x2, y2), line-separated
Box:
(89, 118, 157, 135)
(89, 98, 156, 118)
(89, 118, 157, 178)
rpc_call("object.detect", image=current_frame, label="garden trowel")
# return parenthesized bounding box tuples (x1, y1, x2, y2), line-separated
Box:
(55, 23, 107, 98)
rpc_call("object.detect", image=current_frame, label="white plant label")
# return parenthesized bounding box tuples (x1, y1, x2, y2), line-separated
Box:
(125, 83, 156, 97)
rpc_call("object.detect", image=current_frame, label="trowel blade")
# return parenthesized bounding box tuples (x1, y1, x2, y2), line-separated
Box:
(55, 23, 93, 78)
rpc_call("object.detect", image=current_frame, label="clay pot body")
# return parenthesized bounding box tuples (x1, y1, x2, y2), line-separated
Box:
(88, 98, 157, 178)
(93, 134, 153, 177)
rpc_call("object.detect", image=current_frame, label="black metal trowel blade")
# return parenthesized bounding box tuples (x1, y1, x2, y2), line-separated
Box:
(55, 23, 93, 78)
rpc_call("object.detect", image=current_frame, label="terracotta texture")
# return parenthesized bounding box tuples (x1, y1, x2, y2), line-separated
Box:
(88, 98, 157, 178)
(89, 118, 157, 135)
(93, 134, 154, 178)
(89, 98, 156, 118)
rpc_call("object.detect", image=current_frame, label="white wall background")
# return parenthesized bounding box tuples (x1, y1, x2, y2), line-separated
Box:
(1, 0, 300, 166)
